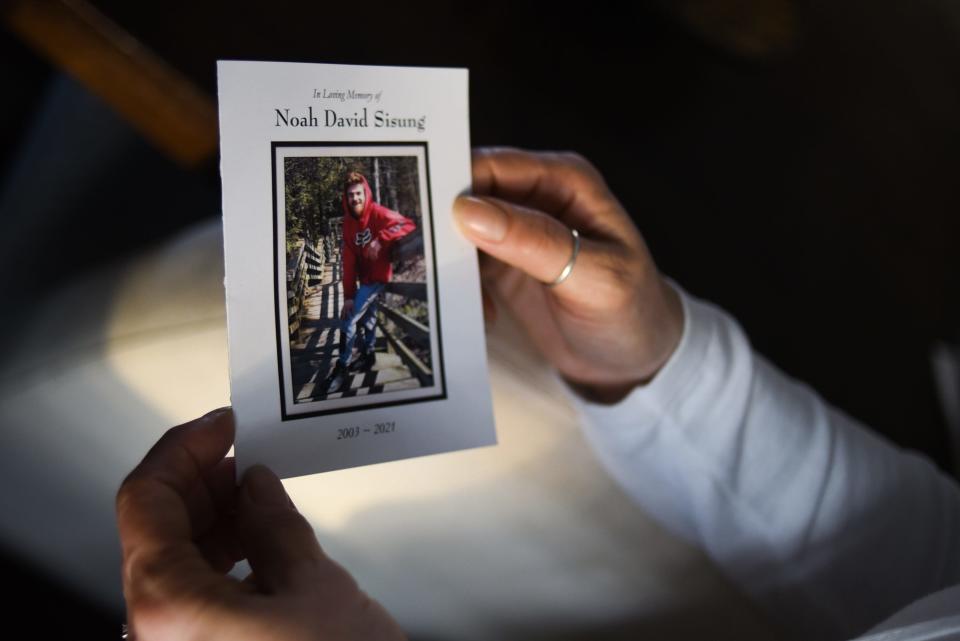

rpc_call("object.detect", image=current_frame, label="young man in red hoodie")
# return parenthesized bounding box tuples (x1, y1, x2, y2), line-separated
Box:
(326, 171, 416, 393)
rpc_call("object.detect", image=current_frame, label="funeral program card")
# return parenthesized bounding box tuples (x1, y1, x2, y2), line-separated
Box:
(217, 61, 495, 479)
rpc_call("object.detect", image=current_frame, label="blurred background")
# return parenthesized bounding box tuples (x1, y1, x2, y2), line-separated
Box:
(1, 0, 958, 638)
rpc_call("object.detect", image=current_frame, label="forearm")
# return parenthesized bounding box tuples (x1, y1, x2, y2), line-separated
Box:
(569, 288, 960, 639)
(378, 213, 415, 244)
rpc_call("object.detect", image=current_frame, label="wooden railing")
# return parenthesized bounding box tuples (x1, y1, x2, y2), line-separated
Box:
(378, 280, 432, 386)
(287, 241, 324, 343)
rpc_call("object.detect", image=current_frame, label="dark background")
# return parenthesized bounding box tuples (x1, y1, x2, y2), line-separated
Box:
(2, 1, 958, 637)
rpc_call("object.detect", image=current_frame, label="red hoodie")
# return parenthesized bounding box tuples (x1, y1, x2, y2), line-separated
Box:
(341, 175, 416, 300)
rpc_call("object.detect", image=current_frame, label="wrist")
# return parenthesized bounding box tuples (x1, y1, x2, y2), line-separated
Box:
(643, 277, 685, 378)
(565, 277, 685, 406)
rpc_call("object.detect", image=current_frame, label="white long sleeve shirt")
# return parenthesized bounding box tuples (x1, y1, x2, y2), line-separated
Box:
(571, 288, 960, 640)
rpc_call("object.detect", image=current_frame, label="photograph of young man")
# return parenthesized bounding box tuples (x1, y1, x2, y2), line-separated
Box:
(325, 171, 415, 393)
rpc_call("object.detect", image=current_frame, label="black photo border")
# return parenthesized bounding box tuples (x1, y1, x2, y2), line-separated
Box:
(272, 141, 447, 421)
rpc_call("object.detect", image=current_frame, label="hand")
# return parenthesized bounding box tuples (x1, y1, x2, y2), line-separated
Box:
(453, 148, 684, 403)
(363, 238, 382, 260)
(116, 408, 405, 641)
(341, 298, 355, 321)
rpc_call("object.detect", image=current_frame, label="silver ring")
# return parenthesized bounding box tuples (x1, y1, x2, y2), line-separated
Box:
(547, 228, 580, 287)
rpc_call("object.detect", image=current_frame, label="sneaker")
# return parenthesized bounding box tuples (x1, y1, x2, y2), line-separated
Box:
(325, 361, 349, 393)
(350, 350, 377, 372)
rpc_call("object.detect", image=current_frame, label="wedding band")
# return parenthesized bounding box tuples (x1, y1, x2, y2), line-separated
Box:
(547, 228, 580, 287)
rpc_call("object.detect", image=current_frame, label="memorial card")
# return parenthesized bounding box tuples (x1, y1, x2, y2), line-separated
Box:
(217, 61, 495, 479)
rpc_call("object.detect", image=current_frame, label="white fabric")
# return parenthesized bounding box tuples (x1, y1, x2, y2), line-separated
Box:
(570, 288, 960, 641)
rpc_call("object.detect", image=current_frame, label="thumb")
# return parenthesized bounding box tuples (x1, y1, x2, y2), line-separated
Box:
(237, 465, 341, 594)
(453, 195, 587, 288)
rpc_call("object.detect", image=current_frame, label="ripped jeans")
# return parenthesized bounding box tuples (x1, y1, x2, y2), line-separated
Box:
(338, 282, 385, 366)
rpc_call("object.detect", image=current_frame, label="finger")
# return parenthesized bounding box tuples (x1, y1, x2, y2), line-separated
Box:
(184, 457, 238, 539)
(193, 458, 242, 570)
(238, 465, 352, 594)
(204, 457, 239, 520)
(196, 515, 243, 574)
(116, 409, 236, 607)
(454, 196, 606, 292)
(471, 147, 631, 240)
(117, 408, 235, 560)
(481, 286, 497, 325)
(478, 251, 509, 283)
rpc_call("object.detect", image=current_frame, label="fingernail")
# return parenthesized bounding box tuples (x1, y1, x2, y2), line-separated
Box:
(208, 405, 231, 413)
(453, 196, 508, 242)
(184, 406, 231, 430)
(204, 406, 231, 419)
(242, 465, 288, 507)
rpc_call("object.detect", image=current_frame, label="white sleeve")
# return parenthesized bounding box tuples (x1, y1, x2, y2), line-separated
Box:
(570, 287, 960, 640)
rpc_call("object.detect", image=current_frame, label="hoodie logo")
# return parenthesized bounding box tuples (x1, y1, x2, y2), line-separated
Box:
(355, 228, 372, 247)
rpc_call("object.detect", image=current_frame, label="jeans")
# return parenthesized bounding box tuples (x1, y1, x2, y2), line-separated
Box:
(338, 282, 385, 365)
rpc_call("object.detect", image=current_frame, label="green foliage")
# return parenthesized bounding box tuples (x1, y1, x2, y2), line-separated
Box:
(284, 155, 424, 260)
(400, 299, 428, 325)
(284, 156, 354, 256)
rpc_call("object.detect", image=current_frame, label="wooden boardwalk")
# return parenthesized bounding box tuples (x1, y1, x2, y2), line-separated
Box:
(290, 249, 421, 403)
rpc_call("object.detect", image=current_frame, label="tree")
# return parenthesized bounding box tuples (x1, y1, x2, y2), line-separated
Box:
(284, 155, 424, 259)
